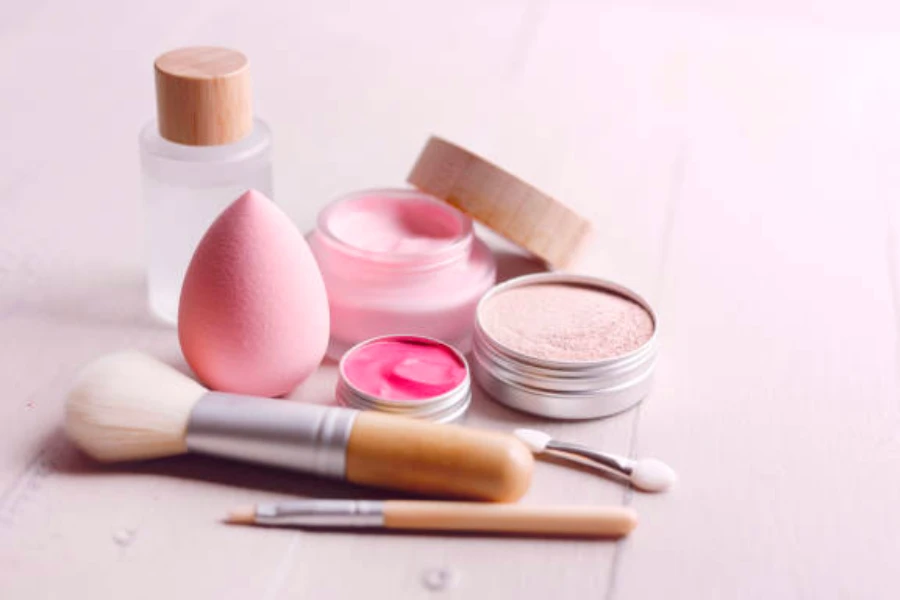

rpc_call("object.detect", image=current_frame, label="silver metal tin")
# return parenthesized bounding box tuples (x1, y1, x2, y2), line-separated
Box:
(186, 393, 357, 479)
(472, 273, 658, 419)
(336, 335, 472, 423)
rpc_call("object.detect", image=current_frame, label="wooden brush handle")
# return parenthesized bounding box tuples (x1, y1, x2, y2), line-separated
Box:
(383, 501, 638, 538)
(345, 412, 533, 502)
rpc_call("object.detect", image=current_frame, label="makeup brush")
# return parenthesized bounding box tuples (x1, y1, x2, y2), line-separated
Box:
(514, 429, 676, 493)
(65, 351, 533, 501)
(224, 499, 638, 539)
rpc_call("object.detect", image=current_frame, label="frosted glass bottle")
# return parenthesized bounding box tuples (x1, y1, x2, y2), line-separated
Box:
(140, 47, 274, 324)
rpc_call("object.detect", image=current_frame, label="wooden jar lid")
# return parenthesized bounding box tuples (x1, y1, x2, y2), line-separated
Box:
(407, 137, 593, 269)
(154, 47, 253, 146)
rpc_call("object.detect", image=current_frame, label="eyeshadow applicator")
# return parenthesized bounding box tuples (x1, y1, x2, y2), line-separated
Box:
(514, 429, 676, 493)
(65, 352, 533, 502)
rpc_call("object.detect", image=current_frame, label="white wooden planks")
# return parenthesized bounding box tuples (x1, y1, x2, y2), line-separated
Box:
(617, 23, 900, 600)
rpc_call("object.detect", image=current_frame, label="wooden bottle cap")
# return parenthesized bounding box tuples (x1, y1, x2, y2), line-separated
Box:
(154, 47, 253, 146)
(407, 137, 593, 269)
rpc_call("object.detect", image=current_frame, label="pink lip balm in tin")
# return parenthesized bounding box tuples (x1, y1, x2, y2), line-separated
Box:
(336, 335, 472, 423)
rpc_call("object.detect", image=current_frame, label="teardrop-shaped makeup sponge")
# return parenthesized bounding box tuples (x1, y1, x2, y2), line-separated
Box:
(178, 190, 329, 397)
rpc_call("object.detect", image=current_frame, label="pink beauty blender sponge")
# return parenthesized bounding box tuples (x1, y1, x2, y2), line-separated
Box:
(178, 190, 329, 397)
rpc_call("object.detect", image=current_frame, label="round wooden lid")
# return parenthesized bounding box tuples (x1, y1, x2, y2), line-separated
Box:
(154, 47, 253, 146)
(407, 137, 593, 270)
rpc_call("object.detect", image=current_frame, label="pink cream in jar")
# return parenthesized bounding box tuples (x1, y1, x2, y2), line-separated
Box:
(308, 189, 496, 358)
(337, 335, 472, 422)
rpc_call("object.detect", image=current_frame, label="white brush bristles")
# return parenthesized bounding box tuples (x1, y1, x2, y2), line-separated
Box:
(65, 351, 207, 462)
(514, 429, 553, 453)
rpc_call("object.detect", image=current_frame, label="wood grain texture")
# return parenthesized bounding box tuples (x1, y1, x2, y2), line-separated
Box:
(345, 412, 534, 502)
(155, 46, 252, 145)
(1, 1, 899, 599)
(383, 501, 638, 537)
(407, 136, 593, 269)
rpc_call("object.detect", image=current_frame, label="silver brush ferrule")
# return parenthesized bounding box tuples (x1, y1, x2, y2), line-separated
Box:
(185, 393, 358, 479)
(254, 500, 385, 528)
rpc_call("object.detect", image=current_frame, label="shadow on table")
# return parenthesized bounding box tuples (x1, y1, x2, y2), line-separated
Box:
(493, 244, 545, 284)
(50, 428, 398, 501)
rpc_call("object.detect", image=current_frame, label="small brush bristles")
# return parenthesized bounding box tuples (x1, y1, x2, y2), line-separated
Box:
(224, 506, 257, 525)
(65, 351, 207, 462)
(513, 428, 553, 453)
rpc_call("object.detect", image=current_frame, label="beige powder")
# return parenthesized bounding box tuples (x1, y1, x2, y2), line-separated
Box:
(480, 283, 654, 362)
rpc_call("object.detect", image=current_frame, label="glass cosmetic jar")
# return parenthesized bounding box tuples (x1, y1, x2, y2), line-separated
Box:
(472, 273, 659, 419)
(308, 189, 496, 359)
(336, 335, 471, 423)
(141, 47, 273, 324)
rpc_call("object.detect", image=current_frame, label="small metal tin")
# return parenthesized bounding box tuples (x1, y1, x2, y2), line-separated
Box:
(336, 335, 472, 423)
(472, 273, 658, 419)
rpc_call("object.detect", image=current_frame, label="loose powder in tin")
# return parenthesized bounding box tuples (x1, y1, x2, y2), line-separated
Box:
(480, 283, 654, 361)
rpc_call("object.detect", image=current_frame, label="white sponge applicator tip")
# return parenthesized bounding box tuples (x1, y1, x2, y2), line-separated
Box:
(631, 458, 678, 492)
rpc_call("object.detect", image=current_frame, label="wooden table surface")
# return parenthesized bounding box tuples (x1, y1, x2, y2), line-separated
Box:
(2, 2, 899, 598)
